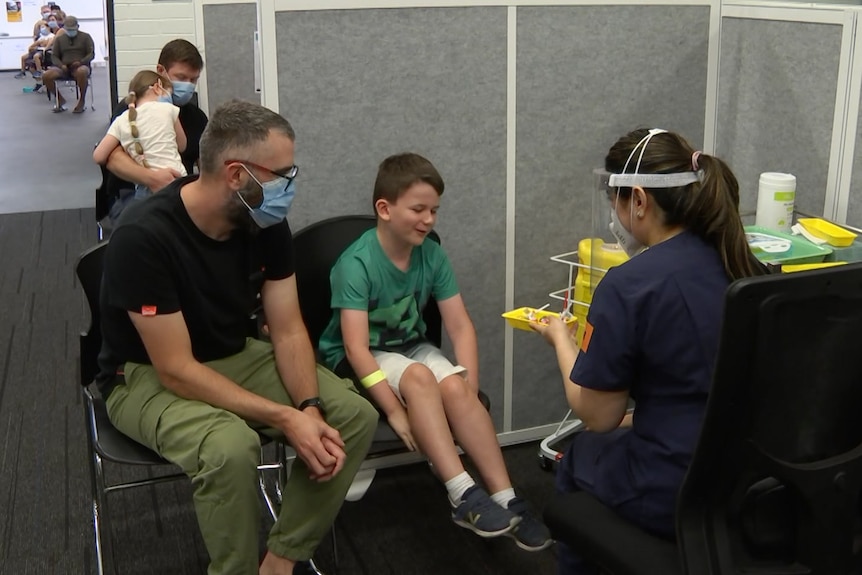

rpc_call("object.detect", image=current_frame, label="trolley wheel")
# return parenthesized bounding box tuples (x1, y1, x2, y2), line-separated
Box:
(538, 452, 554, 471)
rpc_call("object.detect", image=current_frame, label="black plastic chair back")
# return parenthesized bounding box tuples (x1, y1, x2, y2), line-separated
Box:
(677, 263, 862, 574)
(292, 215, 442, 350)
(77, 241, 108, 387)
(95, 163, 114, 224)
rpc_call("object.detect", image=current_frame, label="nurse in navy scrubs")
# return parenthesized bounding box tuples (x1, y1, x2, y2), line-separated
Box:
(533, 128, 766, 575)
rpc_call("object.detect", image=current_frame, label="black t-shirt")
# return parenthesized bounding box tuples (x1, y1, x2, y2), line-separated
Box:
(105, 99, 209, 196)
(96, 176, 295, 396)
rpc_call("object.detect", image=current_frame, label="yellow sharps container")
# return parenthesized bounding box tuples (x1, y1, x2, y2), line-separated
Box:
(572, 238, 628, 343)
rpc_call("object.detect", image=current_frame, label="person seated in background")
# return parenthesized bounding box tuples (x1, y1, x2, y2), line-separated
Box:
(104, 39, 207, 221)
(93, 70, 187, 199)
(24, 13, 66, 92)
(47, 9, 64, 30)
(530, 128, 766, 575)
(15, 21, 54, 80)
(318, 153, 553, 552)
(41, 15, 93, 113)
(31, 4, 51, 38)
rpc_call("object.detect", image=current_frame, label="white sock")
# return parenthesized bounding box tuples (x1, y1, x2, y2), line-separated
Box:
(445, 471, 476, 505)
(491, 488, 516, 508)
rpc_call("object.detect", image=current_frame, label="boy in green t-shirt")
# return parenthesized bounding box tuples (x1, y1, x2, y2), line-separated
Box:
(319, 153, 551, 551)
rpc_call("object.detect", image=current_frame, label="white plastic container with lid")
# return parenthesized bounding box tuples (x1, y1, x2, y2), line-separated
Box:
(755, 172, 796, 233)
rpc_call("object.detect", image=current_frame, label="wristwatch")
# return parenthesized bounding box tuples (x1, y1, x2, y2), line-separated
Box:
(298, 397, 325, 416)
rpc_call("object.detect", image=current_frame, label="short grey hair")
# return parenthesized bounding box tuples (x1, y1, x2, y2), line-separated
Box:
(199, 99, 296, 175)
(64, 15, 78, 27)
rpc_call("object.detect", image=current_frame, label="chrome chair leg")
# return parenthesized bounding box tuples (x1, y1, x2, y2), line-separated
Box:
(88, 439, 116, 574)
(258, 448, 280, 522)
(90, 451, 106, 575)
(275, 441, 287, 504)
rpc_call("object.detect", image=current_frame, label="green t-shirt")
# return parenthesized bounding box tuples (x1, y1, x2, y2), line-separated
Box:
(318, 228, 460, 370)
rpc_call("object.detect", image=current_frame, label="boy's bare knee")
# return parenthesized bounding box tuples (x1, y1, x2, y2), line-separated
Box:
(439, 374, 471, 402)
(400, 363, 438, 397)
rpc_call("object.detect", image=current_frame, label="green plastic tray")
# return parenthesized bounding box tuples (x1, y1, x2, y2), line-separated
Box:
(745, 225, 833, 265)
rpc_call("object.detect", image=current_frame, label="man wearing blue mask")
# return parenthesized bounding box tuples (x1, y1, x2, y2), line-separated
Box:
(104, 39, 209, 220)
(97, 99, 378, 575)
(41, 15, 93, 113)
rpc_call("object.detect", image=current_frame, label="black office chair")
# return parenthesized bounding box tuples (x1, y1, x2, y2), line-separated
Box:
(291, 214, 490, 456)
(544, 263, 862, 574)
(76, 242, 287, 575)
(93, 163, 115, 240)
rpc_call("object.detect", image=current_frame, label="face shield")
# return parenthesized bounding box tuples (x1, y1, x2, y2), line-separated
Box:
(597, 129, 703, 257)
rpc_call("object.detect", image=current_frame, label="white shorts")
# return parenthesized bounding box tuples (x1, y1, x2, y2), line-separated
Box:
(372, 342, 467, 405)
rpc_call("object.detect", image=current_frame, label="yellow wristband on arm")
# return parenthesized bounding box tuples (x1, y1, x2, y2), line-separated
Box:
(360, 369, 386, 389)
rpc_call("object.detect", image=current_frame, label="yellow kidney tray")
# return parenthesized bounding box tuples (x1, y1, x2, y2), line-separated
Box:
(797, 217, 857, 247)
(502, 307, 578, 332)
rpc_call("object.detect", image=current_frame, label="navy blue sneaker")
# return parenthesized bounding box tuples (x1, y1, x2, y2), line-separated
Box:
(451, 485, 520, 537)
(506, 496, 553, 551)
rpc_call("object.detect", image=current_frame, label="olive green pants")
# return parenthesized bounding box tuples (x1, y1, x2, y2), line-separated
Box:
(106, 338, 378, 575)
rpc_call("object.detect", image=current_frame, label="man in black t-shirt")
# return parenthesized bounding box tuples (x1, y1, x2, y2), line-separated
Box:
(104, 39, 209, 219)
(98, 99, 378, 575)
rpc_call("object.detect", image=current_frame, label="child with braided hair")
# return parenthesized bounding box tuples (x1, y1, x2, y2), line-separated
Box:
(94, 70, 187, 199)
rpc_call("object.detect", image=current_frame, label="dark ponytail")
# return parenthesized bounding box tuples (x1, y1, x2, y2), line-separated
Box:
(606, 129, 765, 281)
(685, 153, 765, 280)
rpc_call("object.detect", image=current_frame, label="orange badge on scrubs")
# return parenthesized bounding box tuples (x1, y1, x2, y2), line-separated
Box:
(141, 305, 157, 316)
(581, 321, 594, 353)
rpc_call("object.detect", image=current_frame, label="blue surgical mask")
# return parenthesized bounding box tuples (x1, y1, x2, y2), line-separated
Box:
(40, 26, 49, 36)
(66, 29, 78, 38)
(47, 20, 58, 29)
(157, 93, 173, 104)
(171, 81, 195, 106)
(237, 166, 296, 228)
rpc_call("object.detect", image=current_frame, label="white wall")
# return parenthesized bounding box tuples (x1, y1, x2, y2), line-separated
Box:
(113, 0, 195, 90)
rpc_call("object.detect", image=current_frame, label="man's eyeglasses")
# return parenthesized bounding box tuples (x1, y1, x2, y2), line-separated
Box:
(224, 160, 299, 182)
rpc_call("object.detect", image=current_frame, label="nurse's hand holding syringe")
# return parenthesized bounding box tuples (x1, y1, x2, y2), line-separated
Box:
(530, 313, 578, 346)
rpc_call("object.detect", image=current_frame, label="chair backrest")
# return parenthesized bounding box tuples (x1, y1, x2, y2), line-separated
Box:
(292, 215, 442, 350)
(76, 241, 108, 387)
(677, 263, 862, 574)
(94, 162, 113, 223)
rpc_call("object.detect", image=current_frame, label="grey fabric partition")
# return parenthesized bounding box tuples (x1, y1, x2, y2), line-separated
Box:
(849, 85, 862, 227)
(276, 8, 509, 427)
(202, 3, 259, 109)
(717, 17, 842, 216)
(513, 5, 711, 430)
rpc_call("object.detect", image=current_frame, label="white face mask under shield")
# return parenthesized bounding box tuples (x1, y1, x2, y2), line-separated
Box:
(597, 129, 702, 258)
(609, 204, 642, 258)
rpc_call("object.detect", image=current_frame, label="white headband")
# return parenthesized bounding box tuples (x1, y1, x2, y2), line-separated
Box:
(608, 171, 702, 189)
(610, 128, 701, 189)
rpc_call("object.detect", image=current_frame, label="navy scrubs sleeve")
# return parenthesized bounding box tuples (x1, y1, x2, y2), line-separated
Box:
(570, 271, 636, 392)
